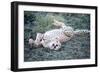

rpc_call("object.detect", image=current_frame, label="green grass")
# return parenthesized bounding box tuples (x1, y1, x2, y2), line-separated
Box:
(24, 11, 90, 62)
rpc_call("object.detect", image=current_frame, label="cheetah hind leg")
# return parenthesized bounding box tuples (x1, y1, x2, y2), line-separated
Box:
(52, 19, 66, 28)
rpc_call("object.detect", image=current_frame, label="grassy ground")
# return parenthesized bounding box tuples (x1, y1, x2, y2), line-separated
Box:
(24, 33, 90, 62)
(24, 11, 90, 62)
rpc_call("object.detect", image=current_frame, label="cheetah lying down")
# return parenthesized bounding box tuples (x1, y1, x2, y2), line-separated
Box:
(29, 19, 89, 50)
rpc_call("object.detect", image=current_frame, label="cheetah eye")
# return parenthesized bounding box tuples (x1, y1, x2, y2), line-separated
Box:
(40, 39, 42, 41)
(52, 44, 55, 46)
(56, 44, 58, 46)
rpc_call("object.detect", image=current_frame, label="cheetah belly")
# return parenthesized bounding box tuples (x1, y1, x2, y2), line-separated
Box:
(43, 29, 70, 42)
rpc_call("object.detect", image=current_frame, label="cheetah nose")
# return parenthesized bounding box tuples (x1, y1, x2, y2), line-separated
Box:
(54, 46, 56, 48)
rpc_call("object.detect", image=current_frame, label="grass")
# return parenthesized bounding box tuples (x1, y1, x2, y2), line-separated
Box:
(24, 11, 90, 62)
